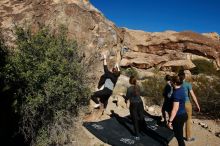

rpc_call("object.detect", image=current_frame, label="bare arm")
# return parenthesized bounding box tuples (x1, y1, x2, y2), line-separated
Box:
(168, 102, 179, 129)
(103, 55, 110, 73)
(103, 54, 107, 65)
(190, 89, 200, 112)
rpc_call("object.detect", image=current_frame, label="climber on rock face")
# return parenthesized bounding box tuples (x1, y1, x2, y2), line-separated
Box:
(90, 54, 121, 109)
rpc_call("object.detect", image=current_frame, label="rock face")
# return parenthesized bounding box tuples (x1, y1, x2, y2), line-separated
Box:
(121, 29, 220, 69)
(161, 60, 196, 70)
(0, 0, 220, 78)
(0, 0, 124, 86)
(0, 0, 122, 51)
(202, 32, 220, 41)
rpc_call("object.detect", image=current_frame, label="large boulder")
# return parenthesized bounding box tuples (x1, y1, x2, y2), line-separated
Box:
(121, 29, 220, 69)
(161, 59, 196, 70)
(0, 0, 123, 86)
(120, 51, 169, 69)
(202, 32, 219, 41)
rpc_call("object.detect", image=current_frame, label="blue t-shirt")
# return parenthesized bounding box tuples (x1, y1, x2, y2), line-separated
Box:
(182, 81, 192, 102)
(172, 86, 186, 115)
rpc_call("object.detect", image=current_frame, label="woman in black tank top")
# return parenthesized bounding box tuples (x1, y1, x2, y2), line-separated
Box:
(125, 76, 145, 139)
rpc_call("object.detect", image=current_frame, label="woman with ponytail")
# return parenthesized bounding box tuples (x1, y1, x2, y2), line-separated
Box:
(125, 76, 145, 140)
(178, 71, 200, 142)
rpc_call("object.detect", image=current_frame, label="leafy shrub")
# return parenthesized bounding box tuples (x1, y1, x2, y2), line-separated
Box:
(191, 59, 219, 77)
(192, 75, 220, 118)
(7, 26, 90, 145)
(0, 31, 8, 89)
(141, 76, 165, 106)
(122, 67, 139, 78)
(171, 66, 184, 74)
(0, 32, 7, 68)
(215, 70, 220, 77)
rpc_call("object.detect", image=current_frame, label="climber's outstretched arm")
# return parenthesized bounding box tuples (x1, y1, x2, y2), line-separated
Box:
(103, 54, 107, 65)
(103, 54, 110, 73)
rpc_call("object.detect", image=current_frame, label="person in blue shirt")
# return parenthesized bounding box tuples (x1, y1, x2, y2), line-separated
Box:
(167, 75, 188, 146)
(178, 71, 200, 142)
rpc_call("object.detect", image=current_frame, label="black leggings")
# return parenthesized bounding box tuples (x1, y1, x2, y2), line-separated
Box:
(129, 101, 145, 136)
(91, 88, 112, 108)
(172, 113, 188, 146)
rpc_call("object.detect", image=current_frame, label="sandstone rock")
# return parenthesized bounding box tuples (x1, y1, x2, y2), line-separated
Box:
(148, 106, 155, 112)
(145, 105, 149, 110)
(112, 94, 127, 109)
(202, 32, 220, 40)
(193, 119, 199, 124)
(83, 107, 104, 122)
(202, 124, 208, 129)
(120, 51, 169, 69)
(199, 122, 204, 126)
(161, 60, 196, 71)
(184, 70, 192, 79)
(122, 29, 220, 69)
(208, 129, 214, 133)
(0, 0, 123, 81)
(112, 75, 129, 95)
(215, 132, 220, 138)
(199, 122, 208, 129)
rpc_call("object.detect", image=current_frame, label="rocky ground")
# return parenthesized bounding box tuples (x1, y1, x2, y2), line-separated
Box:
(74, 96, 220, 146)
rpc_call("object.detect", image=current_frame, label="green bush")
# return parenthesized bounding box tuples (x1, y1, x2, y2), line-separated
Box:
(122, 67, 139, 78)
(192, 75, 220, 118)
(191, 59, 219, 77)
(141, 76, 165, 106)
(0, 31, 8, 90)
(171, 66, 184, 74)
(7, 26, 90, 145)
(0, 32, 7, 67)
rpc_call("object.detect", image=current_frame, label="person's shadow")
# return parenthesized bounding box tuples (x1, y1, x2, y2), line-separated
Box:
(109, 110, 169, 146)
(109, 110, 136, 136)
(120, 95, 163, 126)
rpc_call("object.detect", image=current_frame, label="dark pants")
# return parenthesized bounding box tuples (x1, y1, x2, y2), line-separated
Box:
(91, 87, 112, 108)
(162, 99, 172, 121)
(129, 101, 145, 136)
(172, 113, 188, 146)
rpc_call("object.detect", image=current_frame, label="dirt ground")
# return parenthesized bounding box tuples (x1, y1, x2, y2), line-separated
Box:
(169, 119, 220, 146)
(74, 97, 220, 146)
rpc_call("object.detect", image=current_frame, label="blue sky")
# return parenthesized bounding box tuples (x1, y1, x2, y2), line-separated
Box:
(90, 0, 220, 34)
